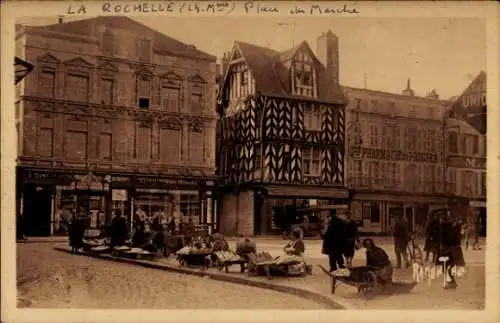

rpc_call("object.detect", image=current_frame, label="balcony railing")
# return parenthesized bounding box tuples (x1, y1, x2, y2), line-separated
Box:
(347, 176, 444, 194)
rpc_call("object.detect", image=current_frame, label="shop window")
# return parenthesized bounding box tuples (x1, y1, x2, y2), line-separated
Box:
(180, 194, 201, 220)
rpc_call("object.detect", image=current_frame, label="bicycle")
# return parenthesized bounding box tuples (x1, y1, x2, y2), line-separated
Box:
(406, 235, 424, 266)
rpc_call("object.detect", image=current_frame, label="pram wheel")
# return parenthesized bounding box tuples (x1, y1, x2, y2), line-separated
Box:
(359, 271, 378, 298)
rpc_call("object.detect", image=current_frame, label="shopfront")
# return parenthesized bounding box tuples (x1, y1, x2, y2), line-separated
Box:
(350, 193, 447, 234)
(218, 185, 349, 236)
(16, 166, 217, 237)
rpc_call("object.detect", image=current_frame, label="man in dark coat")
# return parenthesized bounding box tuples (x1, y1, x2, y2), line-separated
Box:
(321, 210, 346, 273)
(424, 212, 440, 263)
(392, 211, 410, 269)
(110, 210, 129, 247)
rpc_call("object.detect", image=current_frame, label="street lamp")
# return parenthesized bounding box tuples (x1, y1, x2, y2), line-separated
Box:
(14, 57, 33, 85)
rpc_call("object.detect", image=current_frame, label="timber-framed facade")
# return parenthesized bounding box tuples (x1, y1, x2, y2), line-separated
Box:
(216, 31, 349, 236)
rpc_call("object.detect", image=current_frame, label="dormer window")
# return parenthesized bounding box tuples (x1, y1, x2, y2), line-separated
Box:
(292, 56, 316, 98)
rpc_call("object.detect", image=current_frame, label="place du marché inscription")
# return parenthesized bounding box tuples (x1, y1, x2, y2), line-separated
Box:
(66, 1, 359, 16)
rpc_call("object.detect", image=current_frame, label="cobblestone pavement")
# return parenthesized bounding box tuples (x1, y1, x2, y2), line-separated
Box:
(17, 243, 328, 309)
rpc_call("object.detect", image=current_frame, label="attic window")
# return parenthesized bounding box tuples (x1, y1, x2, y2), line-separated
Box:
(293, 59, 316, 97)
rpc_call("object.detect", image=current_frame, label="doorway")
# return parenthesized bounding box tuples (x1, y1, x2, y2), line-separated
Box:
(23, 184, 52, 237)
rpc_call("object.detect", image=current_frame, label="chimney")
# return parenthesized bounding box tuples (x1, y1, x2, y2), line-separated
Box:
(402, 78, 415, 96)
(58, 16, 64, 24)
(426, 89, 439, 100)
(316, 30, 339, 84)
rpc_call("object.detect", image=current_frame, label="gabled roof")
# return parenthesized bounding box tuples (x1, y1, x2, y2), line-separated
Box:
(34, 16, 215, 62)
(222, 40, 346, 104)
(449, 71, 486, 134)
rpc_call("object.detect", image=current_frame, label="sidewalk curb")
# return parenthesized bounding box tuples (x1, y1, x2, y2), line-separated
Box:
(18, 238, 68, 243)
(53, 247, 349, 310)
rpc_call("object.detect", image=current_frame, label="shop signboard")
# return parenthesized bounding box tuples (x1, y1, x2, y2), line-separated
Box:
(350, 147, 437, 163)
(446, 155, 486, 169)
(469, 200, 486, 208)
(112, 189, 128, 201)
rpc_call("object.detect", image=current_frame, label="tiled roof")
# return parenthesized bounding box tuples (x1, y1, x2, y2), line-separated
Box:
(342, 86, 452, 104)
(35, 16, 215, 61)
(227, 40, 346, 104)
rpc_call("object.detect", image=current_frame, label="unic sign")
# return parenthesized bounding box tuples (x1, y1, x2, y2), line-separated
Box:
(462, 90, 486, 109)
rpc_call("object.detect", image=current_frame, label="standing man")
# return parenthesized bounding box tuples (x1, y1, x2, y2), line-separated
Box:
(392, 210, 410, 269)
(321, 209, 346, 274)
(343, 211, 360, 267)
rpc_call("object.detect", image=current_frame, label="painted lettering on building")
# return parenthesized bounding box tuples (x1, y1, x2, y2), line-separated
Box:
(350, 147, 438, 163)
(447, 155, 486, 169)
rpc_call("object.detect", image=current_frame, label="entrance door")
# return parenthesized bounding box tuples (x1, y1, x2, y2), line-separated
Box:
(23, 184, 52, 237)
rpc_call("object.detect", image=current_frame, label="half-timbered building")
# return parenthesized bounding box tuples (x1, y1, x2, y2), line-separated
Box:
(216, 31, 348, 236)
(15, 17, 217, 236)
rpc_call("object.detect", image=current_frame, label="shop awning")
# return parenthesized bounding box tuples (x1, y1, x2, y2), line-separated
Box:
(265, 185, 349, 199)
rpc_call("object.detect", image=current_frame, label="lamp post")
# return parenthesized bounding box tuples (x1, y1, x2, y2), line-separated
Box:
(14, 57, 34, 85)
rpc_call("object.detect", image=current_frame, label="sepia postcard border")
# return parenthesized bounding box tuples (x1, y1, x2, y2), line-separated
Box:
(1, 1, 499, 323)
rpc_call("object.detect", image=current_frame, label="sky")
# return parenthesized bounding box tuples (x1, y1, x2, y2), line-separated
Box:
(17, 16, 486, 100)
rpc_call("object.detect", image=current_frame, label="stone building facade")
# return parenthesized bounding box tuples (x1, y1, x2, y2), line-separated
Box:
(344, 82, 451, 234)
(15, 17, 217, 236)
(445, 71, 487, 236)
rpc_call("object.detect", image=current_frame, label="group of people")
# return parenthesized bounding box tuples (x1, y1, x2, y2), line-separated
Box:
(321, 210, 361, 272)
(320, 207, 469, 288)
(321, 209, 394, 283)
